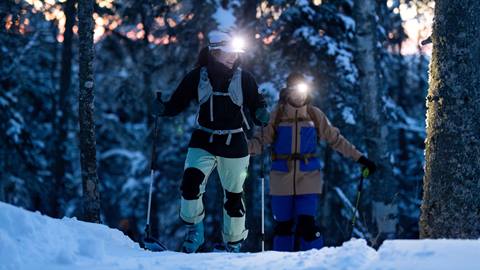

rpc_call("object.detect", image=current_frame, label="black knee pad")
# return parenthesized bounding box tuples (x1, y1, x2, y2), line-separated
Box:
(180, 168, 205, 200)
(224, 191, 245, 217)
(296, 215, 322, 241)
(274, 220, 294, 236)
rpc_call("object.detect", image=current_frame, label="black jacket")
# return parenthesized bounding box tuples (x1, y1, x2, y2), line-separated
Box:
(162, 60, 266, 158)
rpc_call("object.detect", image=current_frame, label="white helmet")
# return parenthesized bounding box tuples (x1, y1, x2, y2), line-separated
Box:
(208, 30, 246, 53)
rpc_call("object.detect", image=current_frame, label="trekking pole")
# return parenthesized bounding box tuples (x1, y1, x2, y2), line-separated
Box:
(145, 113, 158, 240)
(143, 92, 167, 251)
(260, 126, 265, 252)
(349, 168, 369, 238)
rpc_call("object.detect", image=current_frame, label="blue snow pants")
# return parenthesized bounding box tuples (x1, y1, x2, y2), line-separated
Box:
(271, 194, 324, 251)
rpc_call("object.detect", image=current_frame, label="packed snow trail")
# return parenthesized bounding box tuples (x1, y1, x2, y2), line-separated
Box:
(1, 202, 479, 270)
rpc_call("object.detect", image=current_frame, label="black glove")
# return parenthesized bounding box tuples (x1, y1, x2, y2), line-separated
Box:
(255, 107, 270, 126)
(152, 96, 165, 116)
(357, 156, 377, 177)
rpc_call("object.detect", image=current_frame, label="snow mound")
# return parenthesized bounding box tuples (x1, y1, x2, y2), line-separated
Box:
(0, 202, 138, 270)
(1, 202, 479, 270)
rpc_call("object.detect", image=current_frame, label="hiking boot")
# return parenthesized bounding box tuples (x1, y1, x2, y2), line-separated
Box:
(181, 222, 204, 253)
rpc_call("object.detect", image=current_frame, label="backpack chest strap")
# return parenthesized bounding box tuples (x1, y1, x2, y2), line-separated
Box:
(210, 91, 231, 122)
(271, 153, 317, 164)
(207, 91, 250, 130)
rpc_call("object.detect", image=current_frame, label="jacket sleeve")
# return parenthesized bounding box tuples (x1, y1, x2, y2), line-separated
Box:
(314, 107, 363, 161)
(162, 68, 200, 117)
(248, 108, 278, 156)
(242, 71, 267, 126)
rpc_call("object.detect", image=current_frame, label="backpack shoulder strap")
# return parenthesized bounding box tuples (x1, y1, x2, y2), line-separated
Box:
(271, 104, 286, 143)
(198, 67, 212, 105)
(228, 68, 251, 130)
(306, 105, 321, 142)
(228, 68, 243, 106)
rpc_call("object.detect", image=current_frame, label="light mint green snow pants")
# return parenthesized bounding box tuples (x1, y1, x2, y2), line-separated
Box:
(180, 147, 250, 243)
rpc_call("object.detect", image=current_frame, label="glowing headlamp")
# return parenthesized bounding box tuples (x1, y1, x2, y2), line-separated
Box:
(208, 31, 247, 53)
(295, 82, 309, 95)
(231, 36, 246, 53)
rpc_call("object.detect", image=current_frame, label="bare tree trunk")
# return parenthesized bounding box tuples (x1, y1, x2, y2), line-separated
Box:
(420, 0, 480, 238)
(78, 0, 100, 223)
(354, 0, 397, 246)
(50, 0, 76, 218)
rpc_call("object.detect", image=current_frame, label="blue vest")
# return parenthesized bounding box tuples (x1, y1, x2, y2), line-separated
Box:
(271, 122, 321, 173)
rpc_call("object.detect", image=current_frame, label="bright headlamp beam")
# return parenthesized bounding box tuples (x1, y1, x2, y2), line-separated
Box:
(296, 83, 309, 94)
(232, 36, 246, 51)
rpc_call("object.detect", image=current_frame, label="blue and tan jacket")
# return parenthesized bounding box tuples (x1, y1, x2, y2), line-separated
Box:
(249, 103, 363, 195)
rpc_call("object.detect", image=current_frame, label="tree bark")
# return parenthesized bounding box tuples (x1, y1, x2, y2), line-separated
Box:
(354, 0, 398, 246)
(78, 0, 100, 223)
(420, 0, 480, 238)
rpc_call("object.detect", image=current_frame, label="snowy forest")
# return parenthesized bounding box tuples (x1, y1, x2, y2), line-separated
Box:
(1, 0, 479, 268)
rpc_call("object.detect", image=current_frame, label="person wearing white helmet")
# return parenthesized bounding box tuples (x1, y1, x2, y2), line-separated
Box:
(153, 30, 269, 253)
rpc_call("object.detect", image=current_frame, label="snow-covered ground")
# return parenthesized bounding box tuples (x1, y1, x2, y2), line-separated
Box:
(1, 202, 479, 270)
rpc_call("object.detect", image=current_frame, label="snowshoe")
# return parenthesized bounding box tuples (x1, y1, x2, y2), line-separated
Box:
(141, 224, 168, 252)
(181, 222, 205, 253)
(212, 241, 242, 253)
(143, 236, 168, 252)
